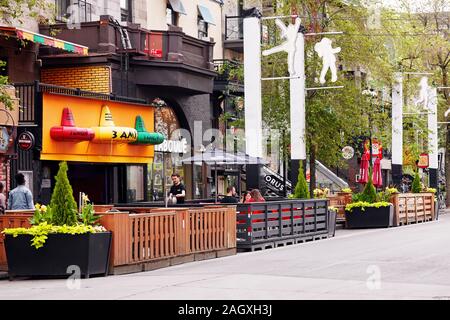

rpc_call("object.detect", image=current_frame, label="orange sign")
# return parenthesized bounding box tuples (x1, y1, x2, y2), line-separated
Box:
(41, 93, 156, 163)
(418, 153, 429, 168)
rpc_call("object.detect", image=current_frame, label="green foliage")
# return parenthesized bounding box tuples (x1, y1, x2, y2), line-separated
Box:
(50, 161, 78, 226)
(78, 195, 102, 226)
(2, 222, 104, 249)
(293, 162, 310, 199)
(345, 201, 391, 212)
(411, 170, 422, 193)
(361, 168, 378, 203)
(29, 204, 53, 226)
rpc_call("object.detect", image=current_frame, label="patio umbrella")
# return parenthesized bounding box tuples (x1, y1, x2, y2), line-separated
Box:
(358, 153, 369, 184)
(181, 149, 268, 203)
(372, 157, 383, 188)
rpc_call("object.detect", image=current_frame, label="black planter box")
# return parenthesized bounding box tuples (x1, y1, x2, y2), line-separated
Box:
(5, 232, 111, 279)
(344, 205, 394, 229)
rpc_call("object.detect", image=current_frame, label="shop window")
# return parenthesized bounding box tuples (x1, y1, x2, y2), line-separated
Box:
(126, 165, 144, 202)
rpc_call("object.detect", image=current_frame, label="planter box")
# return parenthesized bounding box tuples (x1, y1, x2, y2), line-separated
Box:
(328, 210, 337, 237)
(5, 232, 111, 279)
(345, 205, 394, 229)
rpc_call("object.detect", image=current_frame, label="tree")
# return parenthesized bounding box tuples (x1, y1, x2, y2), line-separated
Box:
(50, 161, 78, 226)
(411, 170, 422, 193)
(293, 162, 310, 199)
(361, 168, 378, 203)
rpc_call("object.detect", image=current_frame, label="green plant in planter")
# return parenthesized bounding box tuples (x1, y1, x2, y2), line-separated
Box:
(78, 194, 102, 226)
(50, 161, 78, 226)
(361, 168, 377, 203)
(411, 170, 421, 193)
(292, 162, 310, 199)
(2, 161, 107, 249)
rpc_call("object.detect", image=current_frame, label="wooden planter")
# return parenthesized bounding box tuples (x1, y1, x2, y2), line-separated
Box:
(5, 232, 112, 279)
(328, 192, 353, 222)
(390, 193, 435, 226)
(345, 205, 394, 229)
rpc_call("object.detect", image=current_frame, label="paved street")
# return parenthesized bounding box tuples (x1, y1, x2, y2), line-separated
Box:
(1, 212, 450, 300)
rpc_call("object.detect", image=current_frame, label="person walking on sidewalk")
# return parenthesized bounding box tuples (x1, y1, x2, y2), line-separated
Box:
(7, 173, 34, 210)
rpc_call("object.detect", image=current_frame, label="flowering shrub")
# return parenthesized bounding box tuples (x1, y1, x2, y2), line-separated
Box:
(426, 188, 437, 194)
(341, 188, 352, 193)
(313, 188, 329, 199)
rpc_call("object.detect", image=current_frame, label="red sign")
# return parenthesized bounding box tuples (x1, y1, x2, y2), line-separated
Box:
(18, 131, 34, 151)
(418, 153, 429, 168)
(146, 32, 163, 58)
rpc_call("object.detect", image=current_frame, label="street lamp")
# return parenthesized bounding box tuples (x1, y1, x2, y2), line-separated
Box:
(362, 88, 378, 167)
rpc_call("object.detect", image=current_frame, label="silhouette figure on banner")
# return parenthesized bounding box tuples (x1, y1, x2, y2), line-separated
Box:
(314, 38, 341, 84)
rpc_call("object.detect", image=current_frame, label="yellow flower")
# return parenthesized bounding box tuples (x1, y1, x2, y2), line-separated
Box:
(41, 205, 47, 212)
(35, 203, 41, 210)
(82, 194, 90, 203)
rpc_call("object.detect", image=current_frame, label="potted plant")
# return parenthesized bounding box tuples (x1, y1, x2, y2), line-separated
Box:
(2, 161, 111, 279)
(337, 187, 353, 203)
(344, 170, 394, 228)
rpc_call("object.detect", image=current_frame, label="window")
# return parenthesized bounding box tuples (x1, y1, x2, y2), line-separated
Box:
(121, 0, 131, 22)
(197, 5, 215, 39)
(166, 4, 178, 26)
(55, 0, 93, 23)
(198, 16, 208, 39)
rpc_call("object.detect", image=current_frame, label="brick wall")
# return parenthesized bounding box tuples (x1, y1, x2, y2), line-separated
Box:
(41, 66, 111, 94)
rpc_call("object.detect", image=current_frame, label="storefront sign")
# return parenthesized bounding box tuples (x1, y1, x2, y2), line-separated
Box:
(146, 32, 163, 58)
(41, 93, 160, 164)
(91, 105, 138, 144)
(0, 127, 10, 153)
(154, 138, 188, 154)
(50, 107, 94, 141)
(18, 131, 34, 151)
(264, 174, 284, 192)
(418, 153, 429, 168)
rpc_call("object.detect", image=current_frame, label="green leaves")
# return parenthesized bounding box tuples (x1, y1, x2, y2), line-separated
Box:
(292, 162, 310, 199)
(49, 161, 78, 226)
(78, 203, 102, 226)
(2, 223, 102, 249)
(345, 201, 391, 212)
(411, 170, 422, 193)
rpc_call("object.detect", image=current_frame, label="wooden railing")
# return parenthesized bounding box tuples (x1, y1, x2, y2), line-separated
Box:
(100, 206, 236, 272)
(390, 193, 435, 226)
(328, 192, 352, 221)
(0, 210, 34, 271)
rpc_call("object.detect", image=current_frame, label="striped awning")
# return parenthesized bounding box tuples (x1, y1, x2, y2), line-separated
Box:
(0, 26, 88, 56)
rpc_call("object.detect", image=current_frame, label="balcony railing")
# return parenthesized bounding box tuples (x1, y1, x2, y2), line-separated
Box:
(55, 0, 93, 23)
(225, 15, 243, 41)
(39, 17, 215, 71)
(213, 59, 243, 83)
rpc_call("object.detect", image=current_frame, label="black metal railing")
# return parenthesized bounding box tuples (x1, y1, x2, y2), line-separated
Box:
(225, 15, 243, 41)
(55, 0, 93, 23)
(13, 81, 147, 124)
(213, 59, 243, 83)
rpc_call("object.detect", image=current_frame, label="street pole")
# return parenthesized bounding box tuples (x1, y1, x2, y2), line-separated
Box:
(243, 11, 263, 191)
(428, 87, 438, 189)
(289, 25, 306, 190)
(391, 73, 403, 187)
